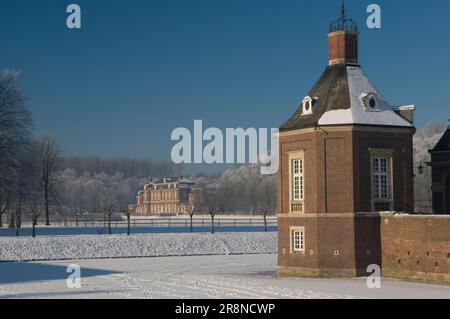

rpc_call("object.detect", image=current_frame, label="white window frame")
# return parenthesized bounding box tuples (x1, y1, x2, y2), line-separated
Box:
(370, 149, 394, 211)
(288, 151, 305, 214)
(373, 157, 389, 200)
(302, 96, 315, 115)
(290, 226, 305, 253)
(292, 159, 304, 201)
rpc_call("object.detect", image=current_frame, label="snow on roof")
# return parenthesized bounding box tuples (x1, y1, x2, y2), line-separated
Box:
(318, 66, 413, 127)
(178, 178, 195, 184)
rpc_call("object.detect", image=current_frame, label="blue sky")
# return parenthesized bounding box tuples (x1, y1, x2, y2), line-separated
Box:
(1, 0, 449, 168)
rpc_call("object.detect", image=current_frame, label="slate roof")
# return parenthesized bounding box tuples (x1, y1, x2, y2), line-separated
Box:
(280, 64, 351, 131)
(280, 64, 413, 131)
(431, 126, 450, 152)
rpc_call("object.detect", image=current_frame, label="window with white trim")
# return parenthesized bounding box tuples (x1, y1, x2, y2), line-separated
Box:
(292, 229, 305, 252)
(292, 159, 304, 201)
(371, 155, 393, 211)
(373, 157, 388, 199)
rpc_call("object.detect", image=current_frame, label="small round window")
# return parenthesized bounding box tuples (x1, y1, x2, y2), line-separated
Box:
(369, 98, 377, 108)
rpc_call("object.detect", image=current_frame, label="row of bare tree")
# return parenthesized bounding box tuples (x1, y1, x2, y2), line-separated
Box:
(0, 71, 62, 236)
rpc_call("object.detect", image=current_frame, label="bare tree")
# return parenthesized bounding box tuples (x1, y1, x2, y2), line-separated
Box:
(14, 203, 21, 237)
(0, 185, 10, 228)
(203, 186, 219, 234)
(209, 206, 218, 234)
(122, 206, 132, 236)
(182, 189, 201, 233)
(259, 173, 276, 232)
(15, 142, 43, 236)
(0, 71, 32, 228)
(21, 159, 45, 237)
(36, 134, 62, 225)
(105, 203, 115, 235)
(28, 205, 42, 238)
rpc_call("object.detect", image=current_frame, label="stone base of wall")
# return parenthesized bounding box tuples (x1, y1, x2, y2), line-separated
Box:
(382, 269, 450, 284)
(277, 266, 356, 278)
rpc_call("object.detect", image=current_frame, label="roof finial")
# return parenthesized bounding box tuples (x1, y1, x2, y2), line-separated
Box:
(329, 0, 357, 33)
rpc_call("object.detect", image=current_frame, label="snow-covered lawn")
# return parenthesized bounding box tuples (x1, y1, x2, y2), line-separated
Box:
(1, 254, 449, 299)
(0, 225, 277, 237)
(0, 232, 277, 262)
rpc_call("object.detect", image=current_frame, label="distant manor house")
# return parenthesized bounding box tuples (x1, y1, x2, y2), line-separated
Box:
(277, 3, 450, 283)
(132, 178, 197, 216)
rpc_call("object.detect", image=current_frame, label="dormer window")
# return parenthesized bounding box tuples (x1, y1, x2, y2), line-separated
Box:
(302, 96, 317, 115)
(361, 93, 381, 111)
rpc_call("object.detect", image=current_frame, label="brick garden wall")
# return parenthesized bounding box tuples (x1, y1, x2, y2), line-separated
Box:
(279, 213, 450, 283)
(381, 213, 450, 283)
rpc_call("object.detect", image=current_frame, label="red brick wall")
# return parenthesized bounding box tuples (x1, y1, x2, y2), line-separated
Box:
(278, 129, 355, 215)
(279, 213, 450, 283)
(278, 127, 415, 216)
(278, 214, 382, 277)
(278, 131, 317, 214)
(328, 31, 358, 64)
(278, 217, 319, 271)
(353, 128, 415, 212)
(277, 126, 432, 280)
(317, 216, 356, 273)
(381, 214, 450, 282)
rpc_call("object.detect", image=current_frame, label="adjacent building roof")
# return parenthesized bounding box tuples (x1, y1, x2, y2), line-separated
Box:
(431, 126, 450, 152)
(143, 177, 195, 191)
(280, 65, 414, 131)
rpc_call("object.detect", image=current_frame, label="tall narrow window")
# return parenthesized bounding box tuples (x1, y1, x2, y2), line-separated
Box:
(292, 159, 304, 201)
(371, 154, 393, 211)
(288, 151, 305, 214)
(373, 157, 388, 199)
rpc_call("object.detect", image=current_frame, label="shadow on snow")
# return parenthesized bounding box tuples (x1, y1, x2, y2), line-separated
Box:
(0, 262, 118, 284)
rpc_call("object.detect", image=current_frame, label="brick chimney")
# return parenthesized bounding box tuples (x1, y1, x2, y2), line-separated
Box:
(328, 1, 358, 66)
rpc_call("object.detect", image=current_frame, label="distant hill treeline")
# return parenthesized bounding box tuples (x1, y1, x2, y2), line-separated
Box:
(61, 156, 184, 179)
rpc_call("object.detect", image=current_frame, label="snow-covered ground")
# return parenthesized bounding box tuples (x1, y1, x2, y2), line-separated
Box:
(0, 232, 277, 262)
(0, 225, 277, 237)
(1, 232, 449, 299)
(1, 254, 449, 299)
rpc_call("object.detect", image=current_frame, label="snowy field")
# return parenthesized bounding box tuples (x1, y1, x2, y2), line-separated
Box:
(0, 232, 277, 262)
(0, 226, 277, 237)
(1, 254, 450, 299)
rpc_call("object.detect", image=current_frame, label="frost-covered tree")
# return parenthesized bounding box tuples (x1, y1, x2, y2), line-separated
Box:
(214, 164, 276, 214)
(0, 71, 32, 227)
(14, 142, 44, 236)
(35, 134, 62, 226)
(413, 121, 446, 213)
